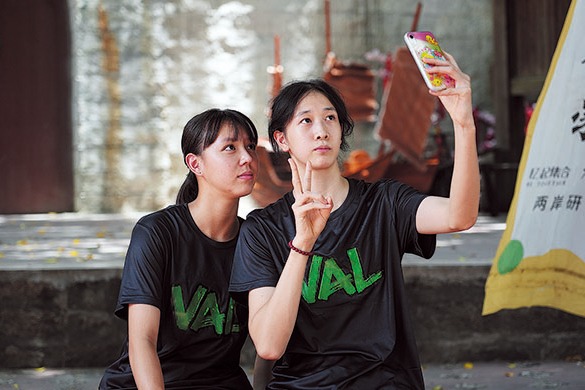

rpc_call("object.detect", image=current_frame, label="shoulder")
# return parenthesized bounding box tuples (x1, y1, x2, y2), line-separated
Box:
(245, 194, 293, 226)
(347, 178, 423, 201)
(132, 204, 188, 238)
(137, 204, 185, 225)
(238, 195, 296, 248)
(343, 179, 428, 222)
(346, 177, 403, 193)
(354, 177, 412, 192)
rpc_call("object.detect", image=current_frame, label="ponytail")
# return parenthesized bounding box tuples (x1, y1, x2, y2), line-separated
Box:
(175, 171, 198, 204)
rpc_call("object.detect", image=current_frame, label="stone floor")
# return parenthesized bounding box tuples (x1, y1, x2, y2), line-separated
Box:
(0, 360, 584, 390)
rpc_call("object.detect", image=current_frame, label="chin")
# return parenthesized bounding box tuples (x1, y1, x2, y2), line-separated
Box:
(310, 157, 337, 170)
(233, 184, 255, 198)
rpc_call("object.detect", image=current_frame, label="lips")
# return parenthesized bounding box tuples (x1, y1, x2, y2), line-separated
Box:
(238, 171, 255, 180)
(314, 145, 331, 152)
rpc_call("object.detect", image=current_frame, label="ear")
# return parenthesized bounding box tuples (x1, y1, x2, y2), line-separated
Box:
(273, 131, 289, 152)
(185, 153, 202, 175)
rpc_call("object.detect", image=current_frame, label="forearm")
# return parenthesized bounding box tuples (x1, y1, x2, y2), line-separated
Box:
(249, 247, 312, 360)
(128, 304, 164, 390)
(448, 121, 480, 230)
(129, 338, 164, 390)
(417, 52, 479, 233)
(249, 158, 332, 359)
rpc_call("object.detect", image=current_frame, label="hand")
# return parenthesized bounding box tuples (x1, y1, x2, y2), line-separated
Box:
(289, 159, 333, 248)
(424, 52, 474, 128)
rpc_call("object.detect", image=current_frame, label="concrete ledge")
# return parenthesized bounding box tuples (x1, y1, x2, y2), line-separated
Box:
(1, 264, 584, 369)
(0, 269, 125, 368)
(405, 265, 585, 362)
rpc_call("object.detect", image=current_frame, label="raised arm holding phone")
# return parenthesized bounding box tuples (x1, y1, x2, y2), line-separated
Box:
(230, 42, 479, 389)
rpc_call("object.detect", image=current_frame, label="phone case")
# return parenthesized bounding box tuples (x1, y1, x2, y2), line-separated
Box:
(403, 31, 455, 91)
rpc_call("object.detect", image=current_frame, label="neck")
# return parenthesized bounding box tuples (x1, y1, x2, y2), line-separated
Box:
(325, 176, 350, 212)
(302, 166, 349, 212)
(188, 196, 240, 242)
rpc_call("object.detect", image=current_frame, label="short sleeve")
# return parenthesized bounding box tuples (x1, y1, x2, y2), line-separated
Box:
(391, 182, 436, 259)
(114, 220, 167, 319)
(229, 214, 281, 301)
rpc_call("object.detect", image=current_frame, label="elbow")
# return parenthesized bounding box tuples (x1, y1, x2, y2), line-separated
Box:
(448, 196, 480, 232)
(459, 218, 477, 232)
(249, 315, 291, 360)
(251, 332, 286, 361)
(254, 343, 285, 361)
(449, 213, 478, 232)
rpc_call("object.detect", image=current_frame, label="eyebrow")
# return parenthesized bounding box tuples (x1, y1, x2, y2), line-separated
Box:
(219, 132, 254, 144)
(295, 106, 336, 118)
(217, 134, 239, 143)
(218, 136, 240, 143)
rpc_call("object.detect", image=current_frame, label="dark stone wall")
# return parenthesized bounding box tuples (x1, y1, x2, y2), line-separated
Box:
(0, 270, 125, 368)
(1, 266, 583, 368)
(405, 265, 585, 363)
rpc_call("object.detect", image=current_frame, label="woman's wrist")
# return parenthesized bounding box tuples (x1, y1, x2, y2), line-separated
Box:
(289, 238, 315, 256)
(452, 115, 476, 133)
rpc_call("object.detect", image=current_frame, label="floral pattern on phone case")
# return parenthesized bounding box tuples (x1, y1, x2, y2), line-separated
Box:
(405, 31, 455, 90)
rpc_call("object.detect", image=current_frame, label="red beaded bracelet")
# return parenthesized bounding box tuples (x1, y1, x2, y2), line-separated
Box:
(288, 240, 314, 256)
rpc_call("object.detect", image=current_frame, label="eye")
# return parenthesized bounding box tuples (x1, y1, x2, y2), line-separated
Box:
(300, 117, 312, 124)
(326, 114, 337, 121)
(247, 143, 257, 151)
(223, 144, 236, 151)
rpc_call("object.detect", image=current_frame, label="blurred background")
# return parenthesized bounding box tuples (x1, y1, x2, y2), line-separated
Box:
(0, 0, 570, 215)
(2, 2, 584, 382)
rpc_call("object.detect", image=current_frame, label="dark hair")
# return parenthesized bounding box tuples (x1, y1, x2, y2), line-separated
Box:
(268, 79, 354, 153)
(176, 108, 259, 204)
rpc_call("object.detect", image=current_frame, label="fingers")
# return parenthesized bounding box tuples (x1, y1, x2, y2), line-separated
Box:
(289, 158, 331, 208)
(424, 53, 467, 78)
(424, 56, 470, 92)
(289, 158, 314, 195)
(293, 193, 333, 223)
(422, 50, 457, 67)
(423, 58, 454, 75)
(296, 192, 332, 209)
(442, 51, 460, 69)
(291, 183, 332, 210)
(303, 161, 312, 193)
(289, 158, 302, 198)
(287, 158, 332, 242)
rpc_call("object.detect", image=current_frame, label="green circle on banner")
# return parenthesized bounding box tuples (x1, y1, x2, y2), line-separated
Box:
(497, 240, 524, 275)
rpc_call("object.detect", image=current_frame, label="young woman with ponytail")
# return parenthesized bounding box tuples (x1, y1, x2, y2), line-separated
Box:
(100, 109, 259, 389)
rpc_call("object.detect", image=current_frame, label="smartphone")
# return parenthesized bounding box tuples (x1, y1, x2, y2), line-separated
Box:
(404, 31, 455, 91)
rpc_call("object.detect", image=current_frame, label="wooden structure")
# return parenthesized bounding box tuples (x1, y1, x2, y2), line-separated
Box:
(251, 144, 292, 208)
(343, 46, 439, 193)
(323, 57, 379, 123)
(251, 2, 437, 207)
(492, 0, 571, 162)
(485, 0, 571, 213)
(322, 0, 378, 123)
(342, 2, 439, 192)
(250, 0, 574, 209)
(250, 34, 291, 208)
(0, 0, 73, 213)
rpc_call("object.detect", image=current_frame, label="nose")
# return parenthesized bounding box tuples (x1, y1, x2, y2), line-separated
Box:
(314, 120, 329, 140)
(240, 148, 255, 165)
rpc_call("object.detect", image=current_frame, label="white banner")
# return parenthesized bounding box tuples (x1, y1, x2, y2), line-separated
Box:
(483, 0, 585, 317)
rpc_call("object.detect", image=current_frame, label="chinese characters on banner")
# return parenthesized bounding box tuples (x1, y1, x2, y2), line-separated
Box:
(482, 0, 585, 317)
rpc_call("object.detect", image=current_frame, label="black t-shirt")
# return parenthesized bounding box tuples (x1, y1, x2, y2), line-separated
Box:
(230, 178, 436, 389)
(100, 204, 252, 390)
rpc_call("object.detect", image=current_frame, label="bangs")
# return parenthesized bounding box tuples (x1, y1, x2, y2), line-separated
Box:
(202, 110, 258, 149)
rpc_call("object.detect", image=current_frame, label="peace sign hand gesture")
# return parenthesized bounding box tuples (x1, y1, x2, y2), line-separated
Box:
(288, 159, 333, 251)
